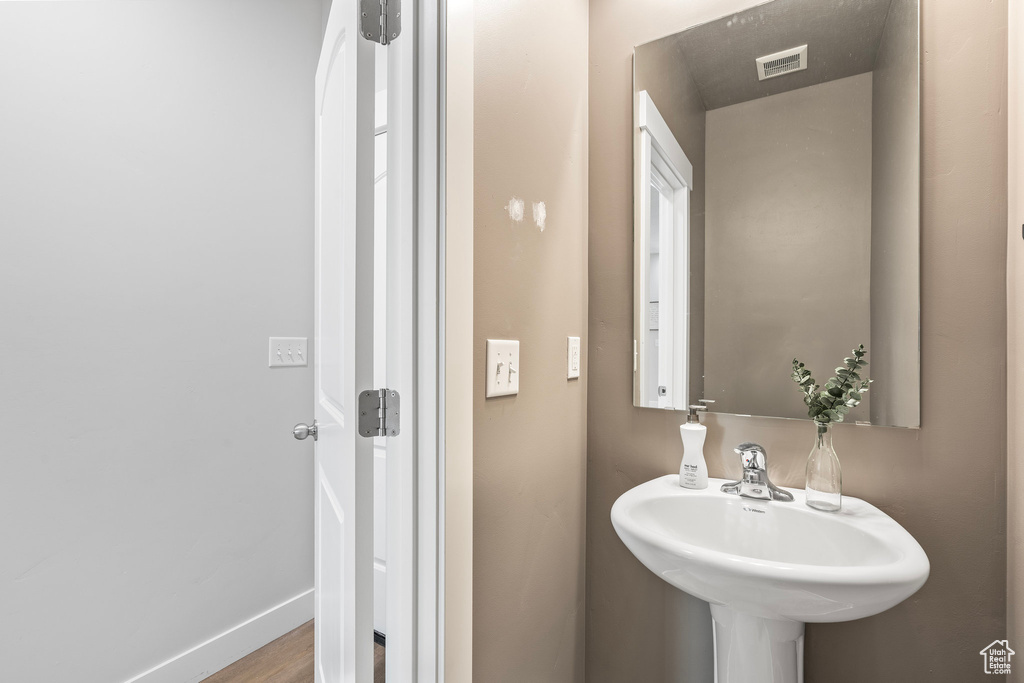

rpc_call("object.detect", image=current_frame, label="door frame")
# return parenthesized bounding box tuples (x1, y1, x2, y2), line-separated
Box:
(382, 1, 446, 681)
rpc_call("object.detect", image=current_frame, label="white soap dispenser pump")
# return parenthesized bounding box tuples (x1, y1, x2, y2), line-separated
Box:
(679, 400, 714, 489)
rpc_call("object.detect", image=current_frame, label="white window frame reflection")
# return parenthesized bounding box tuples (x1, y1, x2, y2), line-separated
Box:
(635, 90, 692, 410)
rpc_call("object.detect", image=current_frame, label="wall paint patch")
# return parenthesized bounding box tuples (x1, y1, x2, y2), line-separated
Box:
(533, 201, 547, 231)
(506, 197, 525, 222)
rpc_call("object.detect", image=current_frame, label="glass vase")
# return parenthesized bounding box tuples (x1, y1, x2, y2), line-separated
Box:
(805, 422, 842, 512)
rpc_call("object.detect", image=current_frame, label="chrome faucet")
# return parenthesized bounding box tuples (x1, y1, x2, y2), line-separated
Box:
(721, 442, 794, 502)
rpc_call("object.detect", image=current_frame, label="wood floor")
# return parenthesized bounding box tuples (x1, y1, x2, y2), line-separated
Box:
(201, 621, 385, 683)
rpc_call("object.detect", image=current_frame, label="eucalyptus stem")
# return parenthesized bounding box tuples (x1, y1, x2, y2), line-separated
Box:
(791, 345, 873, 426)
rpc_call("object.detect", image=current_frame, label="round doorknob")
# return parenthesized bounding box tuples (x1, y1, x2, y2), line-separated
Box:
(293, 421, 318, 441)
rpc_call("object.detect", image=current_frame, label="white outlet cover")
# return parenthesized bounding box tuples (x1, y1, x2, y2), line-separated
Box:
(269, 337, 308, 367)
(567, 336, 581, 379)
(486, 339, 520, 397)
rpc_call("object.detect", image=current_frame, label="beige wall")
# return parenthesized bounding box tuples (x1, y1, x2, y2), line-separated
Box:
(704, 73, 873, 421)
(472, 1, 589, 681)
(634, 40, 707, 403)
(446, 0, 474, 680)
(871, 0, 922, 428)
(1008, 0, 1023, 676)
(589, 2, 1007, 683)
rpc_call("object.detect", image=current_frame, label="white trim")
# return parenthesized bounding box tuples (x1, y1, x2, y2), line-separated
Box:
(387, 5, 418, 679)
(417, 2, 444, 679)
(121, 589, 314, 683)
(434, 2, 448, 679)
(386, 0, 445, 680)
(638, 90, 693, 189)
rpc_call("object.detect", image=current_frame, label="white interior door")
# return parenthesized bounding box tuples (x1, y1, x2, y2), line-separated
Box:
(314, 3, 375, 681)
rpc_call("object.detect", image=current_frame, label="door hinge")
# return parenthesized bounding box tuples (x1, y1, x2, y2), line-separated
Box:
(359, 388, 401, 438)
(360, 0, 401, 46)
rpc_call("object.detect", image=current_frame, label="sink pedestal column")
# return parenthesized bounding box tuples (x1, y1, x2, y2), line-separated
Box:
(710, 605, 804, 683)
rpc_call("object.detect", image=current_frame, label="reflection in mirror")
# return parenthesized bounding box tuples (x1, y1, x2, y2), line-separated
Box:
(635, 92, 693, 409)
(632, 0, 920, 427)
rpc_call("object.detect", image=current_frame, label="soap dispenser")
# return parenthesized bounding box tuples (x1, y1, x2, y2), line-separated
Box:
(679, 400, 714, 489)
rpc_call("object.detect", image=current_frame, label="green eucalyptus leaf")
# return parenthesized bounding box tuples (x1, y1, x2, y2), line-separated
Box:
(793, 345, 870, 417)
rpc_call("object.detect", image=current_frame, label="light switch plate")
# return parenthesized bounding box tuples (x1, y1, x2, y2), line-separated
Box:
(269, 337, 308, 367)
(485, 339, 520, 397)
(567, 336, 581, 379)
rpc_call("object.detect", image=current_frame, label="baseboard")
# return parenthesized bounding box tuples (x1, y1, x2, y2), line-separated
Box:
(123, 588, 314, 683)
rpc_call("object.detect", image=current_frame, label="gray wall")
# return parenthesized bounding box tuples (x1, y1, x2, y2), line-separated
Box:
(634, 41, 707, 404)
(588, 1, 1007, 682)
(870, 0, 922, 427)
(704, 73, 873, 421)
(0, 2, 319, 680)
(472, 0, 589, 681)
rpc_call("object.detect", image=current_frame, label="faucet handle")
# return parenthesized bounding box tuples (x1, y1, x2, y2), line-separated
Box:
(724, 442, 794, 502)
(734, 442, 767, 471)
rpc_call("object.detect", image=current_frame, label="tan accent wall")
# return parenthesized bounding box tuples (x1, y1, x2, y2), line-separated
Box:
(1008, 0, 1023, 676)
(704, 73, 873, 421)
(589, 1, 1007, 682)
(446, 1, 474, 680)
(871, 0, 922, 428)
(472, 1, 589, 681)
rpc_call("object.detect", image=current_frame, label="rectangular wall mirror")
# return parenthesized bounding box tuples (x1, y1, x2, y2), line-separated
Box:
(632, 0, 921, 428)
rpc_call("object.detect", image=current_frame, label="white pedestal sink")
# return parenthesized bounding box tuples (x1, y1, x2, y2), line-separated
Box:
(611, 475, 929, 683)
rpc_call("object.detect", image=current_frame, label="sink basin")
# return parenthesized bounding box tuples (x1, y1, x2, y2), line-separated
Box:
(611, 475, 929, 682)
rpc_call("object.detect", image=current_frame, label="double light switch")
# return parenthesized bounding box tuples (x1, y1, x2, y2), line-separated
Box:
(486, 339, 520, 397)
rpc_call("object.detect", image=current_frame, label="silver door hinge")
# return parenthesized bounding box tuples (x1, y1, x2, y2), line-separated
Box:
(359, 388, 401, 438)
(360, 0, 401, 46)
